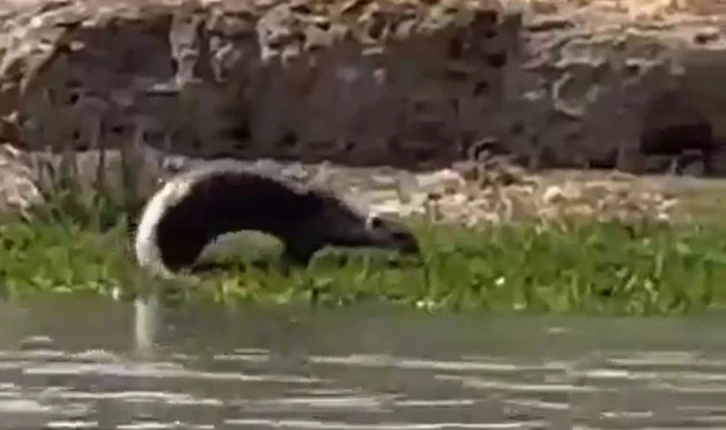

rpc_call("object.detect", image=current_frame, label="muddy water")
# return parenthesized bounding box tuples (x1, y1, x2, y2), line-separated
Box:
(0, 297, 726, 429)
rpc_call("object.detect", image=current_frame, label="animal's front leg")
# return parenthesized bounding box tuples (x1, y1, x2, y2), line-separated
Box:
(281, 246, 314, 267)
(281, 236, 322, 272)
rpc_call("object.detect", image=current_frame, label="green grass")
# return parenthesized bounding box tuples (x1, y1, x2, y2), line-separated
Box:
(3, 196, 726, 316)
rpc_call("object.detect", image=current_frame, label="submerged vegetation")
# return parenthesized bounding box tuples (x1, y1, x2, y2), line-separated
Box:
(3, 184, 726, 316)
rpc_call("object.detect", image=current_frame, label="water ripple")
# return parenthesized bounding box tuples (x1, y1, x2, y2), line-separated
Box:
(0, 298, 725, 429)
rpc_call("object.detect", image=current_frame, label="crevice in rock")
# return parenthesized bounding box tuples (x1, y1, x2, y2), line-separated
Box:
(639, 91, 718, 176)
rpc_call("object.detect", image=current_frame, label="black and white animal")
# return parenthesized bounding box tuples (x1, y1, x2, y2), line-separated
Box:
(132, 163, 421, 278)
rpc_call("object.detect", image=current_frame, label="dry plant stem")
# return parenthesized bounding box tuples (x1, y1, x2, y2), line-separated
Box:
(42, 145, 61, 199)
(92, 113, 107, 195)
(59, 140, 77, 195)
(120, 119, 145, 215)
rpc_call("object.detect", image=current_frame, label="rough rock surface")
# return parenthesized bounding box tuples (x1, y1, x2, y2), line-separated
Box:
(0, 0, 513, 169)
(0, 0, 725, 175)
(0, 144, 43, 215)
(1, 0, 726, 219)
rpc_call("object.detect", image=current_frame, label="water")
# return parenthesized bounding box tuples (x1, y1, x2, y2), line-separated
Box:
(0, 297, 726, 429)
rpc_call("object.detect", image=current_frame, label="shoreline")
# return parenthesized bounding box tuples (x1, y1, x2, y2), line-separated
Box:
(0, 0, 724, 318)
(3, 167, 726, 317)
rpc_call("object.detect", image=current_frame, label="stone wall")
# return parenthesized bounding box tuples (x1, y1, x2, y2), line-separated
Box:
(0, 0, 725, 174)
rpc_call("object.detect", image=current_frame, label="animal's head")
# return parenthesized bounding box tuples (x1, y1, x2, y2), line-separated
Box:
(317, 194, 420, 256)
(363, 213, 421, 256)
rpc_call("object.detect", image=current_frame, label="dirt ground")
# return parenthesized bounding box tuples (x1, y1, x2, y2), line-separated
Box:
(5, 144, 726, 228)
(349, 163, 726, 227)
(238, 157, 726, 227)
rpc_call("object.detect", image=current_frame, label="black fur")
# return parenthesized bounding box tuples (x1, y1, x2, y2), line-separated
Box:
(145, 166, 420, 273)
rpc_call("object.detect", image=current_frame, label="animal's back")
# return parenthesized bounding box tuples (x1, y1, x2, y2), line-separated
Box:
(177, 168, 318, 232)
(150, 165, 325, 270)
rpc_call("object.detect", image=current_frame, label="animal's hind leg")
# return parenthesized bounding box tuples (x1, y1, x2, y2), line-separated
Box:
(160, 235, 208, 274)
(279, 241, 319, 274)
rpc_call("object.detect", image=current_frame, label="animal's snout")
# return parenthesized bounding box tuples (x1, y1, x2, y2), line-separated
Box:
(394, 231, 421, 255)
(366, 213, 421, 255)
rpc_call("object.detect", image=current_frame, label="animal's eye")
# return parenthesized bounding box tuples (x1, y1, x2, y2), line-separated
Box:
(369, 215, 383, 228)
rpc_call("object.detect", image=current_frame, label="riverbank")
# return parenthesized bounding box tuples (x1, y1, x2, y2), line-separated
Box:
(1, 0, 726, 317)
(4, 168, 726, 316)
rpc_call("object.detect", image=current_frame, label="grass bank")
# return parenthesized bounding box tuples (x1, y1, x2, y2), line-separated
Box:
(2, 191, 726, 316)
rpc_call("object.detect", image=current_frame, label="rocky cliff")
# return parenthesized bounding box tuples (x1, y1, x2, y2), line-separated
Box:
(0, 0, 725, 217)
(0, 0, 723, 175)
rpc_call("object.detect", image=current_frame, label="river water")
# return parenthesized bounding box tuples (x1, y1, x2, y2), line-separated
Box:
(0, 296, 726, 429)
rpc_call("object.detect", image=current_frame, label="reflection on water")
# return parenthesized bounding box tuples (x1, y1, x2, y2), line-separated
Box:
(0, 296, 725, 429)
